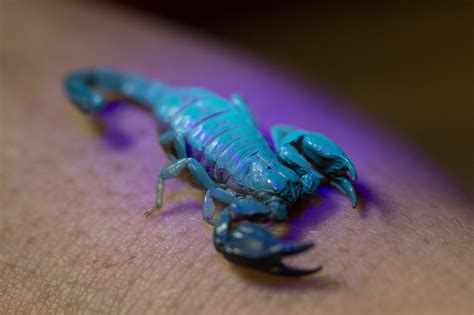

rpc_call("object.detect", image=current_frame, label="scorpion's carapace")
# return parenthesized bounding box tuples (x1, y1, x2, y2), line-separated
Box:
(64, 68, 358, 277)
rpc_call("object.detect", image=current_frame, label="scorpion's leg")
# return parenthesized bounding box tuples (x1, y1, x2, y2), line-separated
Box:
(276, 144, 325, 196)
(145, 158, 217, 218)
(159, 131, 186, 161)
(271, 125, 358, 208)
(202, 188, 237, 224)
(214, 201, 322, 276)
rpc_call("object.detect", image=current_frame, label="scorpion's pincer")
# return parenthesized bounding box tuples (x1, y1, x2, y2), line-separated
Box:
(214, 214, 322, 276)
(301, 132, 358, 208)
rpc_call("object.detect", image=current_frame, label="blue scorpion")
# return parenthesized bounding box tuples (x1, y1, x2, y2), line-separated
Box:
(64, 68, 358, 276)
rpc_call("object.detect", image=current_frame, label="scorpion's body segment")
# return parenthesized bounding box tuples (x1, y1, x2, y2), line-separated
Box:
(156, 88, 302, 208)
(64, 68, 358, 276)
(158, 89, 276, 185)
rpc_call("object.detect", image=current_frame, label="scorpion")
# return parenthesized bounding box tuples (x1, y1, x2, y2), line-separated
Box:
(64, 68, 358, 276)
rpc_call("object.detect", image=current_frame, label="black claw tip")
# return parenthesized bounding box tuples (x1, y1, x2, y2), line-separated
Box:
(281, 242, 314, 256)
(270, 263, 322, 277)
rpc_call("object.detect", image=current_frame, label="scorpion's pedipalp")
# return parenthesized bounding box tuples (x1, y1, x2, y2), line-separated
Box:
(271, 125, 293, 149)
(214, 210, 321, 277)
(271, 125, 358, 207)
(304, 140, 358, 208)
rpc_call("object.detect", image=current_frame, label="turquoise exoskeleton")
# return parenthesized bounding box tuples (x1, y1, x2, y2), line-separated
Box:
(64, 68, 358, 276)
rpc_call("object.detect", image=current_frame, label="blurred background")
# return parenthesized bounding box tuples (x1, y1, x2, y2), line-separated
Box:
(3, 0, 472, 188)
(116, 0, 472, 188)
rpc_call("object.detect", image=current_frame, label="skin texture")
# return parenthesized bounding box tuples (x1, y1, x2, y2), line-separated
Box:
(1, 3, 473, 315)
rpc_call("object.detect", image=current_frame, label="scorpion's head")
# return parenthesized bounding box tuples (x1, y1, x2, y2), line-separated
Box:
(242, 157, 302, 220)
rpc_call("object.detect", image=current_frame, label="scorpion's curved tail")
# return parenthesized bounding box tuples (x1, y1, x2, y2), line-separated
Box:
(64, 68, 168, 113)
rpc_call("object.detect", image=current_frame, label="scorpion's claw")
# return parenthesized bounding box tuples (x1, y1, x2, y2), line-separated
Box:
(215, 222, 321, 277)
(271, 262, 322, 277)
(301, 132, 358, 207)
(339, 155, 358, 182)
(272, 125, 358, 207)
(330, 175, 357, 208)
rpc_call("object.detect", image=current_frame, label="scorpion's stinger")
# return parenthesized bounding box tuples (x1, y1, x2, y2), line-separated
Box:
(64, 67, 167, 112)
(64, 70, 107, 112)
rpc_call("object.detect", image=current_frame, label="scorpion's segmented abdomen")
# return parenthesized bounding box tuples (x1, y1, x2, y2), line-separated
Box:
(156, 88, 275, 178)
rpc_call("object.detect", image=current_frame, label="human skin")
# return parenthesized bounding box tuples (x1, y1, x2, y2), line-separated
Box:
(0, 3, 472, 315)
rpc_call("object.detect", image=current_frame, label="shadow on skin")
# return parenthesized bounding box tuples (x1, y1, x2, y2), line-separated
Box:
(354, 180, 385, 219)
(94, 100, 138, 150)
(157, 199, 202, 218)
(151, 188, 205, 218)
(354, 180, 397, 226)
(279, 180, 391, 242)
(277, 187, 338, 243)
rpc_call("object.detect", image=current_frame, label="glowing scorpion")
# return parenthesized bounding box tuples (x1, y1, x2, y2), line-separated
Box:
(64, 68, 358, 276)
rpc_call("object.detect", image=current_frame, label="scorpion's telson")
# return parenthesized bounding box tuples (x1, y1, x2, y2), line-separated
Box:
(64, 68, 358, 276)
